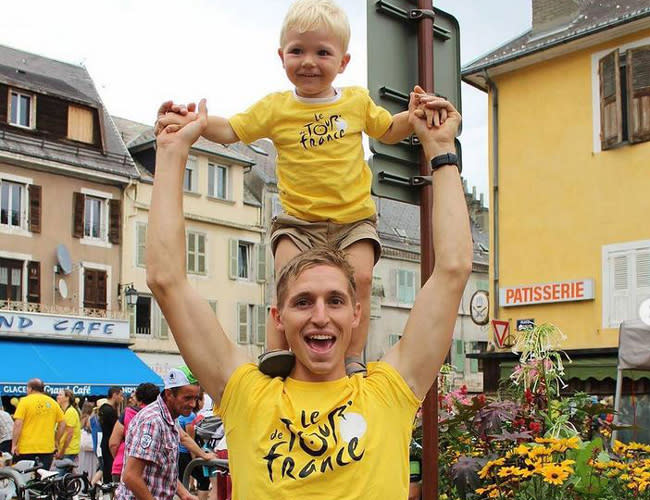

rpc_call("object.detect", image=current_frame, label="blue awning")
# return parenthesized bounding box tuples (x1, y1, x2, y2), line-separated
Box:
(0, 340, 163, 397)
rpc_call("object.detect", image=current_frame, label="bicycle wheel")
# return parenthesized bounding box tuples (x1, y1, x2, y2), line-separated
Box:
(0, 472, 18, 500)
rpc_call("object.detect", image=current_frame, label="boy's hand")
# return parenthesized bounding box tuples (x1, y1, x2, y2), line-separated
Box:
(408, 92, 460, 156)
(156, 99, 208, 150)
(411, 85, 448, 128)
(154, 100, 197, 137)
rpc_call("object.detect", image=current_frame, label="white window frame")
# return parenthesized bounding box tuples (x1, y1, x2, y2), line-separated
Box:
(0, 173, 32, 236)
(0, 250, 31, 303)
(208, 163, 229, 200)
(80, 188, 112, 247)
(602, 239, 650, 328)
(184, 156, 198, 193)
(237, 241, 253, 280)
(186, 231, 206, 275)
(8, 89, 35, 129)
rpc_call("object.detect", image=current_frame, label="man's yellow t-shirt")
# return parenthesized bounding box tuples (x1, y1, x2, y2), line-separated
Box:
(14, 392, 65, 454)
(59, 406, 81, 455)
(219, 361, 421, 500)
(229, 87, 393, 224)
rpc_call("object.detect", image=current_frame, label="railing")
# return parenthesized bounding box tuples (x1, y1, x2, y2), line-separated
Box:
(0, 300, 129, 320)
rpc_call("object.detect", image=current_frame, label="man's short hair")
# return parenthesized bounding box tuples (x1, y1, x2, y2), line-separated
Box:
(276, 246, 357, 309)
(108, 386, 122, 399)
(280, 0, 351, 52)
(27, 378, 45, 392)
(135, 383, 160, 405)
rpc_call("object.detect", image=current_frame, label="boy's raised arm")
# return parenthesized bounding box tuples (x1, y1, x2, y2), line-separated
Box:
(147, 99, 250, 405)
(155, 100, 240, 144)
(382, 94, 473, 400)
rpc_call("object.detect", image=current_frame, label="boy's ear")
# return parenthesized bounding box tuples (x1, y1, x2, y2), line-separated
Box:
(338, 53, 351, 74)
(278, 48, 285, 67)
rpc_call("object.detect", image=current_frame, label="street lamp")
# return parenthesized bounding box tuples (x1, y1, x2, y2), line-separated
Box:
(118, 283, 138, 307)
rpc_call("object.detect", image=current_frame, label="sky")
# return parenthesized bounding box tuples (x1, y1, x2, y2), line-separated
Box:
(0, 1, 532, 206)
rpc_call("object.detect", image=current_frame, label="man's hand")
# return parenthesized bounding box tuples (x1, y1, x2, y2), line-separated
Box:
(154, 101, 196, 137)
(156, 99, 208, 151)
(408, 89, 460, 157)
(201, 450, 218, 461)
(11, 443, 18, 456)
(55, 450, 64, 459)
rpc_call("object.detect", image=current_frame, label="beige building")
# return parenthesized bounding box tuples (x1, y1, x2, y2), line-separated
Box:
(113, 118, 267, 375)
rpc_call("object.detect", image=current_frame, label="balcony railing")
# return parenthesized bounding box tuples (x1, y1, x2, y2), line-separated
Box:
(0, 300, 129, 320)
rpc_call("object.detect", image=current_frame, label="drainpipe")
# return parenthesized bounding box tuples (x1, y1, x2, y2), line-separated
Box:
(483, 70, 500, 316)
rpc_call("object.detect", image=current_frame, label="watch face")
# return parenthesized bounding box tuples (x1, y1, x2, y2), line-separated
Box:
(470, 290, 489, 325)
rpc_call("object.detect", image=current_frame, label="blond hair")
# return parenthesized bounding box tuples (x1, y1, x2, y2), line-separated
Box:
(280, 0, 351, 52)
(276, 246, 357, 309)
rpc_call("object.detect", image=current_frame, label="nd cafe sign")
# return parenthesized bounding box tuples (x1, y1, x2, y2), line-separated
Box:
(0, 310, 129, 340)
(499, 279, 594, 307)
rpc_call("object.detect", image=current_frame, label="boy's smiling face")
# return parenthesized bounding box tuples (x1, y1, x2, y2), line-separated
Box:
(278, 26, 350, 98)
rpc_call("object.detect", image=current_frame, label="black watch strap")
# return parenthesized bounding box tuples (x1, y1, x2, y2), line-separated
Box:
(430, 152, 461, 174)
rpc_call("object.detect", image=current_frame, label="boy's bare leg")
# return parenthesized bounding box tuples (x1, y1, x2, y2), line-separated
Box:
(343, 239, 375, 372)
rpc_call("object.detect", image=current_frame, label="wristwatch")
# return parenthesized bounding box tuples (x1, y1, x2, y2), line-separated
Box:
(430, 153, 461, 174)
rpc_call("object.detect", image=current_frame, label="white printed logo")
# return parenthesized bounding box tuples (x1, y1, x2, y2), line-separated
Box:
(140, 434, 153, 449)
(339, 412, 367, 442)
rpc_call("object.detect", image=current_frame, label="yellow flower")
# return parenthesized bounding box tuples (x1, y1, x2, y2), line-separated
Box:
(614, 440, 627, 455)
(488, 489, 500, 498)
(479, 458, 505, 479)
(514, 444, 529, 456)
(497, 466, 519, 478)
(538, 464, 571, 485)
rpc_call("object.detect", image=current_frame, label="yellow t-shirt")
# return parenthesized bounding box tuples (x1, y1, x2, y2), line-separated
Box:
(59, 406, 81, 455)
(14, 392, 65, 454)
(229, 87, 393, 223)
(219, 361, 421, 500)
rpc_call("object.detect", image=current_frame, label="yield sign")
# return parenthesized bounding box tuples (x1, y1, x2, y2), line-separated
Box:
(492, 320, 510, 348)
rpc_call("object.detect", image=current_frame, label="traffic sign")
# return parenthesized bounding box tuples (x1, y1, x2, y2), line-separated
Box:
(492, 320, 511, 349)
(367, 0, 461, 174)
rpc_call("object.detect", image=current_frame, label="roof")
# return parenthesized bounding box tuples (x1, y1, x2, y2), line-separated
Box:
(0, 44, 137, 180)
(462, 0, 650, 87)
(229, 140, 278, 183)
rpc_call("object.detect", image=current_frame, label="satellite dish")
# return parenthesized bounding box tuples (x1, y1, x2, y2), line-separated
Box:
(58, 279, 68, 299)
(56, 244, 73, 275)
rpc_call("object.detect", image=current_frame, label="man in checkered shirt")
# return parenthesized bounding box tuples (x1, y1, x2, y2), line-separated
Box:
(116, 367, 200, 500)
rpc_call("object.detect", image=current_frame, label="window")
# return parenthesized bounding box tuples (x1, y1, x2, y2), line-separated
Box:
(136, 223, 147, 267)
(0, 258, 23, 302)
(237, 303, 266, 345)
(135, 296, 152, 335)
(452, 340, 465, 373)
(397, 269, 416, 304)
(83, 268, 107, 311)
(603, 240, 650, 328)
(598, 44, 650, 150)
(388, 333, 401, 346)
(1, 181, 23, 228)
(67, 105, 94, 144)
(187, 231, 206, 274)
(8, 89, 34, 128)
(229, 240, 265, 282)
(238, 242, 251, 279)
(73, 192, 120, 244)
(0, 177, 39, 234)
(208, 163, 228, 199)
(184, 157, 198, 192)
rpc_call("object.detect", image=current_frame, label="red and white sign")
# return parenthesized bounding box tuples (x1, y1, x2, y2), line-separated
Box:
(499, 279, 594, 307)
(492, 320, 510, 348)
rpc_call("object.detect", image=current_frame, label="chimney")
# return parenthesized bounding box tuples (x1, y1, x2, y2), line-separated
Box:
(532, 0, 580, 35)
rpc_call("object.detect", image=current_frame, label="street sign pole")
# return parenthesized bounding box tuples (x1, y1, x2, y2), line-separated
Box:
(416, 3, 438, 499)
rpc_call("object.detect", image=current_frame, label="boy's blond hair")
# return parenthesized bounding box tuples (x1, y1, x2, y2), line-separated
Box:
(280, 0, 351, 52)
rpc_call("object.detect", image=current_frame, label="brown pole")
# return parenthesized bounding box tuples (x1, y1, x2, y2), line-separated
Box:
(417, 1, 438, 500)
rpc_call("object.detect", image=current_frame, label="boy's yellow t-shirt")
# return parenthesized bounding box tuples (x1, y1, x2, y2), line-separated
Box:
(14, 392, 65, 454)
(59, 406, 81, 455)
(218, 361, 421, 500)
(229, 86, 393, 224)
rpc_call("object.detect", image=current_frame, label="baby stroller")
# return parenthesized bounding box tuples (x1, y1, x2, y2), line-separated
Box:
(184, 416, 230, 500)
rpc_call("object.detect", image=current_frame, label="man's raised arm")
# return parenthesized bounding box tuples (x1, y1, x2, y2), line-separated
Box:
(383, 95, 473, 400)
(146, 99, 249, 404)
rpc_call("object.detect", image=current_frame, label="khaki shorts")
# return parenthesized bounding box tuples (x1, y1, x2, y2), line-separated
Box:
(270, 213, 382, 264)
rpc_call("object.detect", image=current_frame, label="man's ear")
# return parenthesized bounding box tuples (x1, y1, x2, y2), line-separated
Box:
(278, 48, 285, 68)
(338, 53, 351, 74)
(271, 306, 284, 333)
(351, 301, 361, 329)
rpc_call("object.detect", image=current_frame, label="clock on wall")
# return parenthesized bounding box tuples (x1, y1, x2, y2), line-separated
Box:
(470, 290, 489, 325)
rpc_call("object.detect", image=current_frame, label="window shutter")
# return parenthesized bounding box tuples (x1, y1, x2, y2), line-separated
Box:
(238, 303, 248, 344)
(389, 269, 397, 301)
(159, 316, 169, 339)
(255, 304, 266, 346)
(452, 339, 464, 372)
(136, 223, 147, 267)
(109, 199, 121, 244)
(198, 234, 206, 274)
(97, 271, 107, 310)
(599, 50, 623, 150)
(72, 192, 84, 238)
(29, 184, 41, 233)
(129, 307, 136, 338)
(636, 251, 650, 313)
(229, 239, 238, 280)
(27, 261, 40, 304)
(611, 254, 630, 326)
(208, 164, 215, 197)
(256, 244, 266, 283)
(626, 45, 650, 144)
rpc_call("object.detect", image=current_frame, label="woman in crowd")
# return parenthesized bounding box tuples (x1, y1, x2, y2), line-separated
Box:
(55, 389, 81, 474)
(78, 401, 97, 478)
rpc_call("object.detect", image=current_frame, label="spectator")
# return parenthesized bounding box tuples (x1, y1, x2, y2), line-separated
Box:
(55, 389, 81, 474)
(116, 367, 200, 500)
(78, 402, 97, 479)
(11, 378, 65, 470)
(109, 383, 160, 482)
(178, 390, 210, 500)
(98, 387, 123, 480)
(0, 404, 13, 453)
(90, 400, 104, 484)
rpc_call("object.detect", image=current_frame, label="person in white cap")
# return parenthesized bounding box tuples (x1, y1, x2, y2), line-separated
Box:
(148, 89, 470, 499)
(116, 367, 200, 500)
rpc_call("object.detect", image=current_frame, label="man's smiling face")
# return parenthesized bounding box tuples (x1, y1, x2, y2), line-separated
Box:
(272, 264, 360, 382)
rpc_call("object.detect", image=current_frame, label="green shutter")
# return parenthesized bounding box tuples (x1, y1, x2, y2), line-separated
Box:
(198, 234, 206, 274)
(229, 239, 238, 279)
(255, 305, 266, 346)
(160, 316, 169, 339)
(237, 303, 248, 344)
(136, 223, 147, 267)
(452, 340, 464, 372)
(208, 164, 215, 197)
(256, 244, 266, 283)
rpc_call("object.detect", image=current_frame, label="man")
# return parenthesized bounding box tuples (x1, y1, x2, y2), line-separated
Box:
(116, 367, 201, 500)
(12, 379, 66, 470)
(0, 404, 14, 453)
(148, 94, 471, 498)
(98, 386, 123, 480)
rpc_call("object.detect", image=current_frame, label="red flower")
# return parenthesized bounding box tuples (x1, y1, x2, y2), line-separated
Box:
(524, 389, 534, 404)
(528, 421, 541, 433)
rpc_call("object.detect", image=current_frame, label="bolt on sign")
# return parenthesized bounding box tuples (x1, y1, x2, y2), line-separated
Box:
(499, 279, 595, 307)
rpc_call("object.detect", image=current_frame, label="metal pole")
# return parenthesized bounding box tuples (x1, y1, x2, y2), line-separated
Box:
(417, 1, 438, 499)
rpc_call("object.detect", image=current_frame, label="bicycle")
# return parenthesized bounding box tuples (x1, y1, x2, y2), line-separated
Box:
(0, 459, 92, 500)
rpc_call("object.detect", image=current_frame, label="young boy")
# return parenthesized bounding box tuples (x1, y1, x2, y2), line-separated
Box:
(156, 0, 436, 378)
